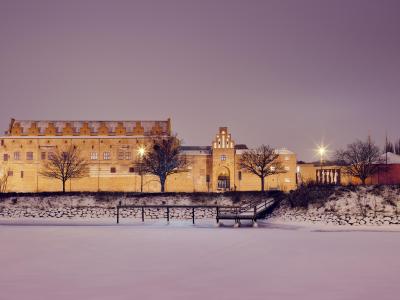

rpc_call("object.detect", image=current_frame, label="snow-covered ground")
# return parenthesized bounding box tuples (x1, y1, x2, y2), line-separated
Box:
(1, 221, 399, 300)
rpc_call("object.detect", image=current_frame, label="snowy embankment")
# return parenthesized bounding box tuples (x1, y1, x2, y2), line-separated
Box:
(269, 185, 400, 226)
(0, 192, 259, 221)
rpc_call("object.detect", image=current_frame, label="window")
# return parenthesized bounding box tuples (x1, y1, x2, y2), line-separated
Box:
(129, 167, 135, 173)
(206, 175, 210, 183)
(118, 151, 124, 160)
(3, 154, 8, 161)
(7, 170, 13, 176)
(110, 167, 116, 173)
(238, 171, 242, 181)
(103, 152, 111, 160)
(41, 152, 46, 160)
(14, 152, 20, 160)
(20, 171, 24, 178)
(1, 140, 4, 146)
(90, 152, 98, 160)
(125, 152, 131, 160)
(26, 152, 33, 160)
(220, 155, 226, 161)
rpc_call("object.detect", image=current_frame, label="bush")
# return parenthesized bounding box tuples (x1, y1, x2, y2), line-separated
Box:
(286, 182, 337, 209)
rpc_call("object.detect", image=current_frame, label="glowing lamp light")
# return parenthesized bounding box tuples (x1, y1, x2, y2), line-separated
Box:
(318, 146, 326, 157)
(137, 147, 146, 157)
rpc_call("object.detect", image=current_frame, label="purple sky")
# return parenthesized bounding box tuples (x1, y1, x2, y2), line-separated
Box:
(0, 0, 399, 161)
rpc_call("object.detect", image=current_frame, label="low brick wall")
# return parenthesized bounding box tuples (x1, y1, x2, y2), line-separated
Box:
(0, 206, 217, 220)
(269, 209, 400, 226)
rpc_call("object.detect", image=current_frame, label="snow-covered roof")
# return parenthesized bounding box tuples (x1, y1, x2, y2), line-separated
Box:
(275, 148, 295, 155)
(379, 152, 400, 164)
(235, 147, 295, 155)
(181, 146, 212, 155)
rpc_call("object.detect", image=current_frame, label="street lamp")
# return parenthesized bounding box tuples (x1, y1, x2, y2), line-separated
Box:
(137, 146, 146, 158)
(317, 145, 327, 184)
(137, 146, 146, 192)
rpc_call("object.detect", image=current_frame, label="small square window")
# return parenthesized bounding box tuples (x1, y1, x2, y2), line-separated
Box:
(3, 154, 9, 161)
(26, 152, 33, 160)
(110, 167, 116, 173)
(129, 167, 135, 173)
(220, 155, 226, 161)
(41, 152, 46, 160)
(7, 170, 13, 176)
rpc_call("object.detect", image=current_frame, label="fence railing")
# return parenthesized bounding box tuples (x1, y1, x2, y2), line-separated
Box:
(116, 197, 276, 224)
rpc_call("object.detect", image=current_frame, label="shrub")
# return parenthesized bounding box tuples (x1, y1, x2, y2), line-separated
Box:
(286, 182, 336, 209)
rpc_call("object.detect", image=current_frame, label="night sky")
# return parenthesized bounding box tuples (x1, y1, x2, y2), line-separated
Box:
(1, 0, 399, 161)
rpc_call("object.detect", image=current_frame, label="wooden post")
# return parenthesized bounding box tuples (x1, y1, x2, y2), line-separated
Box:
(254, 206, 257, 222)
(167, 207, 170, 222)
(216, 206, 219, 223)
(117, 206, 119, 224)
(142, 206, 144, 222)
(192, 207, 195, 224)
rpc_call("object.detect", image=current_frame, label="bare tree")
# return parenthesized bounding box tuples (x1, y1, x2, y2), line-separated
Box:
(335, 138, 384, 185)
(139, 136, 188, 192)
(40, 145, 89, 192)
(239, 145, 286, 192)
(395, 139, 400, 155)
(0, 169, 9, 193)
(385, 140, 394, 153)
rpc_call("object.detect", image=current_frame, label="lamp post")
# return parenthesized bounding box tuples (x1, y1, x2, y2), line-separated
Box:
(318, 145, 326, 184)
(137, 146, 146, 192)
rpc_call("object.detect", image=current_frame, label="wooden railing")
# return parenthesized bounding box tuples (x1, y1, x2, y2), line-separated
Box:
(116, 197, 276, 224)
(116, 204, 223, 224)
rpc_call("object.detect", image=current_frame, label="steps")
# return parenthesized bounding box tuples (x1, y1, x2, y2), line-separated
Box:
(216, 197, 275, 223)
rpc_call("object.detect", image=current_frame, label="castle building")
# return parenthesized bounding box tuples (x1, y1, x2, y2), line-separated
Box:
(0, 119, 297, 193)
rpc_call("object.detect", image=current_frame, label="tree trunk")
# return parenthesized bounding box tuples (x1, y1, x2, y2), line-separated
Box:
(361, 177, 366, 185)
(261, 176, 265, 192)
(160, 177, 166, 193)
(62, 180, 66, 193)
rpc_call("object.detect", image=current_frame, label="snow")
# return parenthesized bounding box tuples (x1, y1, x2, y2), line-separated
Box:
(1, 221, 399, 300)
(380, 152, 400, 164)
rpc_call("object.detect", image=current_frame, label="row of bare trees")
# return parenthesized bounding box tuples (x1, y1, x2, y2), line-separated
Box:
(35, 138, 188, 193)
(28, 137, 283, 193)
(2, 135, 388, 193)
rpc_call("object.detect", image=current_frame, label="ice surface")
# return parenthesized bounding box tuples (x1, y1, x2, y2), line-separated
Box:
(1, 221, 399, 300)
